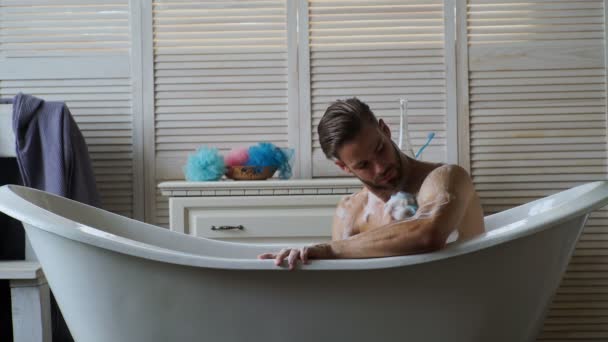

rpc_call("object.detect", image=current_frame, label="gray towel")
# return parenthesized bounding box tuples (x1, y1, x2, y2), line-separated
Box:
(12, 93, 101, 207)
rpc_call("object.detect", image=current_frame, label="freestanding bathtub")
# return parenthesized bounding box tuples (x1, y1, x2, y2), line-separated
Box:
(0, 182, 607, 342)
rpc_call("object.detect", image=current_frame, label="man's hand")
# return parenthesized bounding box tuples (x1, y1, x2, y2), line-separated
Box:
(257, 243, 335, 270)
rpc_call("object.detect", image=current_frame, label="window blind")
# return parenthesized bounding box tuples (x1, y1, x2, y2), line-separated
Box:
(0, 0, 136, 218)
(151, 0, 289, 226)
(306, 0, 449, 177)
(465, 0, 608, 340)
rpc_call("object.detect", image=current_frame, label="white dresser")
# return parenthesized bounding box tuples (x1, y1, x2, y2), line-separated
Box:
(158, 178, 362, 244)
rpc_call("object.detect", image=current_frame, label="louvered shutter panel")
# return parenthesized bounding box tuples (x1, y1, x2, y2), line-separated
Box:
(308, 0, 449, 177)
(466, 1, 608, 340)
(152, 0, 290, 226)
(0, 0, 136, 218)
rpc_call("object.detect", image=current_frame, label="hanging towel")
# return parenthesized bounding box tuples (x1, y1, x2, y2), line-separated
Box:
(12, 92, 101, 207)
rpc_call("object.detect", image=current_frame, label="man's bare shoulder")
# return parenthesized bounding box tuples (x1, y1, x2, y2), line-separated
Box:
(423, 164, 469, 181)
(417, 164, 474, 203)
(337, 188, 368, 210)
(332, 188, 369, 240)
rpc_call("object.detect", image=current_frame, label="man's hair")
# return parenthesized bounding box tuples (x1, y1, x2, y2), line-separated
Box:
(317, 97, 379, 160)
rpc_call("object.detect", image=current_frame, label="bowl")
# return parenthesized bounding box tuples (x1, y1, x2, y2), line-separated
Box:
(225, 166, 277, 180)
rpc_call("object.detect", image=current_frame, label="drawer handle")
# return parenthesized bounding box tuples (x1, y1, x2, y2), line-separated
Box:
(211, 225, 245, 231)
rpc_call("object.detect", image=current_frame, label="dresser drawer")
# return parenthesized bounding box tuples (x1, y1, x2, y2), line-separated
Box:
(170, 195, 343, 244)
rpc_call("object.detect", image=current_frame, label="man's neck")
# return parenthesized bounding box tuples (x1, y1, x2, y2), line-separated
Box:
(364, 153, 439, 202)
(363, 153, 410, 202)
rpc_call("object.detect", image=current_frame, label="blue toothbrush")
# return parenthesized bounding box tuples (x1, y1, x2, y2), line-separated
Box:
(415, 132, 435, 159)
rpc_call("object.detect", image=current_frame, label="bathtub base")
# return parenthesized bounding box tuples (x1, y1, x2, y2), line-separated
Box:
(26, 216, 585, 342)
(2, 182, 607, 342)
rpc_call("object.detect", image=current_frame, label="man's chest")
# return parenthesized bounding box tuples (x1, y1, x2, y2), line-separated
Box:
(352, 198, 389, 234)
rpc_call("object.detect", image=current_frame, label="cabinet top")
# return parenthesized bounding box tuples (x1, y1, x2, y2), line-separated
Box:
(158, 178, 363, 197)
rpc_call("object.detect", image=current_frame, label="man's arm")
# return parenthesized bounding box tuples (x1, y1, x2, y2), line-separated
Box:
(257, 194, 357, 270)
(331, 194, 361, 241)
(331, 197, 347, 241)
(328, 164, 475, 258)
(258, 164, 478, 268)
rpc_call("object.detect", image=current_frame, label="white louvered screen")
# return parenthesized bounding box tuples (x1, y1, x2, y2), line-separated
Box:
(152, 0, 289, 226)
(466, 1, 608, 340)
(0, 0, 130, 57)
(308, 0, 448, 177)
(0, 1, 135, 218)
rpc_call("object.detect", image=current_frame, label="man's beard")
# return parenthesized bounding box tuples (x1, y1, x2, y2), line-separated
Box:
(355, 141, 404, 193)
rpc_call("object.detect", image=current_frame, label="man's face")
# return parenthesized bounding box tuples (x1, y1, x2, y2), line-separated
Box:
(335, 120, 403, 192)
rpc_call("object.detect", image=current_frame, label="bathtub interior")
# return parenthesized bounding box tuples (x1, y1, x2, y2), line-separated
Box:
(4, 181, 605, 259)
(6, 185, 268, 258)
(483, 182, 601, 231)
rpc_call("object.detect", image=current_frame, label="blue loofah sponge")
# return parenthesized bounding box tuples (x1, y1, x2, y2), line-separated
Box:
(247, 142, 295, 179)
(183, 146, 226, 181)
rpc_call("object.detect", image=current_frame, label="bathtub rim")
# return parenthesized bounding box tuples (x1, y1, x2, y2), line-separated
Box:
(0, 181, 607, 271)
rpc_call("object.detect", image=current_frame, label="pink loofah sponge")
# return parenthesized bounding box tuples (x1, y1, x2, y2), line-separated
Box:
(225, 147, 249, 167)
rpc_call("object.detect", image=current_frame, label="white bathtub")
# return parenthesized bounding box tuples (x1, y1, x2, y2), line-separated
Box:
(0, 182, 607, 342)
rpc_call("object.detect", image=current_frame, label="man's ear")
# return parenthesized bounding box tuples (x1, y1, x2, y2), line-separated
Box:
(378, 119, 391, 138)
(334, 159, 353, 175)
